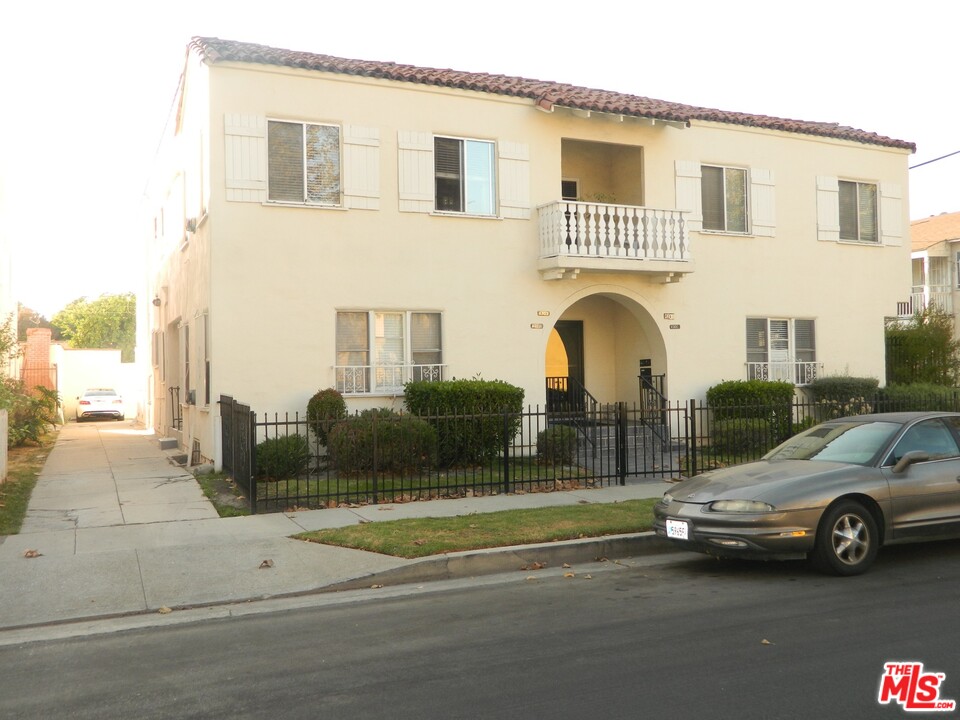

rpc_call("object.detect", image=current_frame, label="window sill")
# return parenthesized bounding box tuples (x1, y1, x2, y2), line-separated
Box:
(264, 201, 347, 211)
(430, 211, 503, 221)
(837, 239, 882, 247)
(699, 229, 754, 238)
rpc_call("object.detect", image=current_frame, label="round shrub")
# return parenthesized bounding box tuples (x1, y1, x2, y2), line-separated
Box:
(537, 425, 578, 465)
(307, 388, 347, 445)
(327, 409, 438, 474)
(255, 434, 312, 480)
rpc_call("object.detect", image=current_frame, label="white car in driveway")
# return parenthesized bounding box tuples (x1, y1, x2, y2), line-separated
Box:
(76, 388, 125, 422)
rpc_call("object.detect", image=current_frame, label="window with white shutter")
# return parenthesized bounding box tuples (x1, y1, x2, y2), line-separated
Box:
(434, 136, 496, 215)
(267, 120, 341, 205)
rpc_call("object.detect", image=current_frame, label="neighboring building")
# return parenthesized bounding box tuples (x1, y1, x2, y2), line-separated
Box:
(145, 37, 915, 464)
(907, 212, 960, 326)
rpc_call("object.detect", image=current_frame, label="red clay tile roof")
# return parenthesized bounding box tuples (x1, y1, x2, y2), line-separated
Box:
(911, 211, 960, 251)
(189, 37, 916, 152)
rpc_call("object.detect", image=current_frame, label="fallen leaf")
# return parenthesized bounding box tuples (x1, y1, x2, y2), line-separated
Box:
(520, 561, 546, 571)
(370, 584, 384, 589)
(584, 574, 593, 580)
(761, 639, 773, 645)
(525, 576, 539, 581)
(23, 549, 42, 559)
(562, 563, 571, 568)
(259, 559, 274, 569)
(564, 572, 576, 579)
(158, 606, 173, 615)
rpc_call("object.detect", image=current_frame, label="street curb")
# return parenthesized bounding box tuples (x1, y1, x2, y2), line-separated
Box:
(323, 531, 673, 591)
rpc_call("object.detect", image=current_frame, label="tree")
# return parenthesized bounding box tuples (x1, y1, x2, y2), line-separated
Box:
(885, 306, 960, 386)
(17, 303, 60, 342)
(52, 293, 136, 362)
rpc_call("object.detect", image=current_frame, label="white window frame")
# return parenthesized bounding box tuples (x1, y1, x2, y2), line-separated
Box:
(701, 164, 749, 234)
(267, 119, 342, 206)
(434, 135, 497, 216)
(335, 311, 444, 395)
(746, 317, 818, 385)
(838, 180, 878, 243)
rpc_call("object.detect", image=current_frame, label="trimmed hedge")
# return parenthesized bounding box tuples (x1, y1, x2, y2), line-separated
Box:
(710, 418, 773, 456)
(878, 383, 960, 411)
(255, 434, 311, 480)
(404, 379, 524, 466)
(705, 380, 794, 419)
(327, 409, 438, 474)
(806, 376, 879, 403)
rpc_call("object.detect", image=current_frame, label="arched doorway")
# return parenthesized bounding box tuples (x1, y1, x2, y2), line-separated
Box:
(544, 292, 666, 410)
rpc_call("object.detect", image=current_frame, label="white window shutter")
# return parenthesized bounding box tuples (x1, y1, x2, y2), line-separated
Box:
(343, 125, 380, 210)
(675, 161, 702, 232)
(498, 141, 530, 219)
(750, 168, 776, 237)
(816, 176, 840, 241)
(397, 131, 433, 213)
(880, 182, 903, 246)
(224, 113, 267, 202)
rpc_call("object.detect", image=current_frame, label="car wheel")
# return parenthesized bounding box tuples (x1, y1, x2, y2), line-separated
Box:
(812, 501, 878, 576)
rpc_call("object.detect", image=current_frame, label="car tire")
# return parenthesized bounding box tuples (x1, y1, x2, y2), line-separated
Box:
(812, 501, 878, 576)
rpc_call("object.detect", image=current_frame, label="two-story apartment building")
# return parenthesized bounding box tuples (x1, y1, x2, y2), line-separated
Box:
(145, 37, 914, 464)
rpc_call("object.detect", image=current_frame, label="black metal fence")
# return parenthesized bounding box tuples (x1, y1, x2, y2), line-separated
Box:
(219, 391, 960, 514)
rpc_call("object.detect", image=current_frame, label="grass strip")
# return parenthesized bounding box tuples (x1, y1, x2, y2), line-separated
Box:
(295, 498, 657, 558)
(0, 432, 58, 535)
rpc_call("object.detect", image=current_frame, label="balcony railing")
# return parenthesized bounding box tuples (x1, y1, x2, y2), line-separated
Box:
(747, 361, 822, 386)
(909, 286, 953, 315)
(538, 201, 692, 280)
(335, 364, 444, 395)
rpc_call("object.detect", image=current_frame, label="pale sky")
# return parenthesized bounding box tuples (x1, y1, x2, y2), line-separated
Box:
(1, 0, 956, 318)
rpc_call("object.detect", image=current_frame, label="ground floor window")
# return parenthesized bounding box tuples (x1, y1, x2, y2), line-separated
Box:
(746, 317, 818, 385)
(336, 311, 443, 394)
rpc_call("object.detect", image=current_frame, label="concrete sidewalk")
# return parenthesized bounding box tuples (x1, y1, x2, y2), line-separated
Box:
(0, 421, 673, 634)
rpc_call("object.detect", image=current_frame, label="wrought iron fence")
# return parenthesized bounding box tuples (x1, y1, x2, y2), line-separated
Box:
(219, 390, 960, 514)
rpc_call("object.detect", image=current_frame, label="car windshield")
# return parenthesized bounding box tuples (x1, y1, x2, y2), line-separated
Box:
(763, 421, 901, 465)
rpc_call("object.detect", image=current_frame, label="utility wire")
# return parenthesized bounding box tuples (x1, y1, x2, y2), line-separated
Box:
(910, 150, 960, 170)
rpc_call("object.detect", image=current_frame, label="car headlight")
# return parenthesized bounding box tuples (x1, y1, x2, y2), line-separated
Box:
(706, 499, 775, 513)
(658, 493, 674, 506)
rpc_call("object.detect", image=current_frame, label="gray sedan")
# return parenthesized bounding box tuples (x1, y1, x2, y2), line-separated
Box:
(653, 411, 960, 575)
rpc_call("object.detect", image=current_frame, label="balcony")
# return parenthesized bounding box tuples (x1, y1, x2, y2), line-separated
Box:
(538, 201, 693, 281)
(747, 361, 822, 386)
(335, 364, 444, 395)
(909, 286, 953, 316)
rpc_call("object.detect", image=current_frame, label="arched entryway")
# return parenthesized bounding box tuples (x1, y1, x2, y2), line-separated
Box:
(544, 292, 666, 411)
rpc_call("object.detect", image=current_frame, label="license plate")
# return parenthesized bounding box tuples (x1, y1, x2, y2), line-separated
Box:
(666, 519, 689, 540)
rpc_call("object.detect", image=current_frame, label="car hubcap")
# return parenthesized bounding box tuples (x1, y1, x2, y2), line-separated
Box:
(832, 514, 868, 565)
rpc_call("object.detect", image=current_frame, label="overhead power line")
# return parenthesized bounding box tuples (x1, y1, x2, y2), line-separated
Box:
(910, 150, 960, 170)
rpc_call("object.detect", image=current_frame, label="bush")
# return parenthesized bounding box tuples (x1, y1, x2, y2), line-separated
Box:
(1, 379, 59, 448)
(806, 376, 879, 403)
(306, 388, 346, 445)
(255, 434, 311, 480)
(877, 383, 960, 411)
(537, 425, 578, 465)
(404, 379, 524, 466)
(710, 418, 774, 456)
(705, 380, 794, 417)
(327, 409, 438, 474)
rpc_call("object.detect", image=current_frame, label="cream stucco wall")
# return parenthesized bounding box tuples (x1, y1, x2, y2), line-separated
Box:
(147, 54, 913, 463)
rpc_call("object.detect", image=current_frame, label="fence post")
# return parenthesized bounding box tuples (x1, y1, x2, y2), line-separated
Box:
(502, 410, 511, 495)
(687, 399, 697, 478)
(617, 402, 627, 486)
(248, 409, 257, 514)
(371, 410, 379, 505)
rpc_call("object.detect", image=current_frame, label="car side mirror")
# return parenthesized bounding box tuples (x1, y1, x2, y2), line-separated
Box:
(893, 450, 930, 473)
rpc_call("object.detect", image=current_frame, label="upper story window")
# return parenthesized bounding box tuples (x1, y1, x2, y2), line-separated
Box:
(701, 165, 748, 233)
(838, 180, 878, 242)
(267, 120, 341, 205)
(434, 136, 496, 215)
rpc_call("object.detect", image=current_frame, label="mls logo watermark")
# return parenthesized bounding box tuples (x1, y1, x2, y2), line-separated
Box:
(878, 662, 956, 712)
